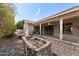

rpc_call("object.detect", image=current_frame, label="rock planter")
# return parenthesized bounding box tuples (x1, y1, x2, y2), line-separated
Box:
(22, 36, 52, 56)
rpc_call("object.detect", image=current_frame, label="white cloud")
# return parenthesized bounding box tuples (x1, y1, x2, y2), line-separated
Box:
(36, 8, 40, 15)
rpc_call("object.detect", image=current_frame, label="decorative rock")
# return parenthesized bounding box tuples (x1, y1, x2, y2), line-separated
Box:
(22, 36, 52, 56)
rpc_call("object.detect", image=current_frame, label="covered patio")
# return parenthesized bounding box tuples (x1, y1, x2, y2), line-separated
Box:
(33, 7, 79, 44)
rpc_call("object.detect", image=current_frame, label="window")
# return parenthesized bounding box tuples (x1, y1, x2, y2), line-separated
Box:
(44, 25, 54, 35)
(63, 23, 73, 34)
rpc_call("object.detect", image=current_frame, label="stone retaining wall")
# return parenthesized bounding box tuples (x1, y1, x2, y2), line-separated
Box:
(46, 37, 79, 56)
(22, 36, 53, 56)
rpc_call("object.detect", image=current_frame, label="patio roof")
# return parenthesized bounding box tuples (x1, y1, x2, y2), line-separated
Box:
(35, 5, 79, 24)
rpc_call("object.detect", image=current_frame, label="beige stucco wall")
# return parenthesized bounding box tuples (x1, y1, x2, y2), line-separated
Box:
(53, 21, 60, 38)
(28, 24, 34, 35)
(23, 23, 29, 36)
(23, 22, 34, 37)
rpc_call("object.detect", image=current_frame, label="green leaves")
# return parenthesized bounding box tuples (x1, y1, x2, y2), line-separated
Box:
(0, 3, 16, 37)
(16, 21, 24, 29)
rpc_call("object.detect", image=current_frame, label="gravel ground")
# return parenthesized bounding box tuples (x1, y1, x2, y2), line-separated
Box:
(0, 35, 25, 56)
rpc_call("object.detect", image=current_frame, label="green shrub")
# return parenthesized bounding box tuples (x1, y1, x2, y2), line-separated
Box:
(0, 3, 16, 37)
(16, 21, 24, 29)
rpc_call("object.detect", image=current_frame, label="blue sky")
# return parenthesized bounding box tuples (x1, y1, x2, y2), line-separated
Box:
(15, 3, 79, 23)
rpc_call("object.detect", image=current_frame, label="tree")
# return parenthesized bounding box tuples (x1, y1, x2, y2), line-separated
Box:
(0, 3, 16, 37)
(16, 21, 24, 29)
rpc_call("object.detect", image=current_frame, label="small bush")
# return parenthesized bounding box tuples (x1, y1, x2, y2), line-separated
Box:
(16, 21, 24, 29)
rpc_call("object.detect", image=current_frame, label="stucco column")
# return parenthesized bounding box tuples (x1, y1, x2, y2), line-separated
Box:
(40, 24, 42, 35)
(60, 18, 63, 40)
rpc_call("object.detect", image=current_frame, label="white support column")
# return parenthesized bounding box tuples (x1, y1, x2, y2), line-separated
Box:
(40, 24, 42, 35)
(60, 18, 63, 40)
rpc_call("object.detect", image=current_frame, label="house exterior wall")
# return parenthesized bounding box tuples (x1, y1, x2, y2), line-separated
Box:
(23, 22, 34, 37)
(63, 17, 79, 43)
(50, 17, 79, 43)
(23, 23, 29, 36)
(28, 24, 34, 35)
(53, 22, 60, 38)
(36, 16, 79, 43)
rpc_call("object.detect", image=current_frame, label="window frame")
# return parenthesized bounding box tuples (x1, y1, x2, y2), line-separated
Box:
(63, 23, 73, 34)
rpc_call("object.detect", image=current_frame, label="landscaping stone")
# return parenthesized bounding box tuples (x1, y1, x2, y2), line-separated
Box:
(22, 36, 53, 56)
